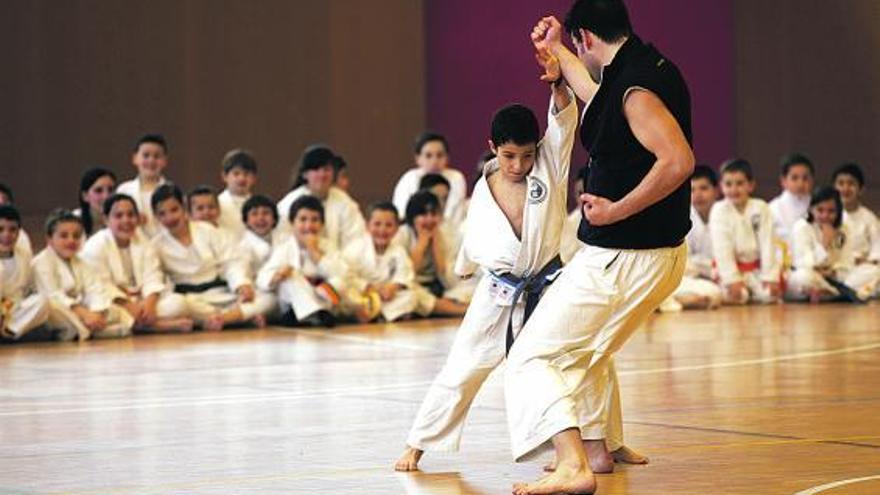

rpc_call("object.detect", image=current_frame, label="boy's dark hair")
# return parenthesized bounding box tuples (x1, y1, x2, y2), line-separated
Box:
(103, 193, 139, 217)
(832, 162, 865, 188)
(45, 208, 83, 236)
(780, 152, 815, 177)
(491, 104, 540, 148)
(134, 133, 168, 153)
(222, 149, 258, 174)
(564, 0, 633, 43)
(187, 185, 218, 210)
(0, 205, 21, 226)
(404, 190, 441, 227)
(367, 201, 400, 221)
(78, 167, 117, 235)
(719, 158, 754, 181)
(807, 186, 843, 229)
(288, 195, 325, 222)
(331, 154, 347, 172)
(292, 144, 336, 189)
(419, 173, 451, 192)
(0, 183, 14, 204)
(414, 132, 449, 155)
(242, 194, 279, 227)
(691, 164, 718, 187)
(474, 150, 496, 187)
(150, 184, 185, 213)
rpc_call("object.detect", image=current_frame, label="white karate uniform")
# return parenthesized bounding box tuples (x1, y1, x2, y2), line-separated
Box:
(406, 90, 585, 453)
(560, 209, 585, 264)
(342, 235, 419, 322)
(217, 189, 249, 241)
(80, 229, 189, 323)
(672, 206, 722, 305)
(709, 198, 781, 304)
(786, 219, 880, 301)
(768, 190, 810, 245)
(16, 230, 32, 256)
(275, 186, 365, 251)
(151, 221, 272, 320)
(394, 223, 469, 313)
(1, 245, 50, 340)
(392, 167, 468, 225)
(256, 236, 350, 319)
(31, 247, 134, 341)
(237, 229, 281, 315)
(116, 176, 167, 238)
(843, 206, 880, 264)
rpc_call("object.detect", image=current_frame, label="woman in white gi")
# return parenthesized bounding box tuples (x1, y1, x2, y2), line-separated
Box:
(32, 210, 134, 341)
(74, 167, 117, 237)
(787, 187, 880, 302)
(150, 185, 271, 331)
(80, 194, 193, 332)
(0, 205, 50, 342)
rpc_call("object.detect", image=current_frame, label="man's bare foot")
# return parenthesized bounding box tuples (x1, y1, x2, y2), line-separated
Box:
(583, 439, 613, 473)
(394, 446, 423, 472)
(513, 460, 596, 495)
(611, 445, 649, 465)
(544, 442, 616, 474)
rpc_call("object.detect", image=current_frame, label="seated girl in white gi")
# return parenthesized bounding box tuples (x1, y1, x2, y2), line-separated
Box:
(258, 196, 360, 327)
(0, 205, 51, 342)
(150, 184, 271, 331)
(80, 194, 193, 333)
(395, 191, 469, 316)
(276, 145, 366, 250)
(710, 159, 781, 304)
(787, 187, 880, 303)
(32, 209, 134, 341)
(343, 202, 419, 323)
(75, 167, 117, 237)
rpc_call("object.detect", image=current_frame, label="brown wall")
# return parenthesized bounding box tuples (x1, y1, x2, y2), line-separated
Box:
(734, 0, 880, 208)
(0, 0, 425, 237)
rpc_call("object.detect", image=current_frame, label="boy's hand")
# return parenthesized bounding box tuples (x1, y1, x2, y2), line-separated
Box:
(237, 284, 256, 303)
(764, 281, 781, 299)
(531, 16, 563, 52)
(378, 283, 398, 302)
(271, 266, 294, 287)
(726, 281, 746, 300)
(140, 299, 158, 326)
(535, 48, 562, 83)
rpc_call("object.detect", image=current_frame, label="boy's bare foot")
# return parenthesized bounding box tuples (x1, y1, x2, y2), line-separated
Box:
(611, 445, 649, 465)
(251, 314, 267, 328)
(394, 446, 423, 472)
(203, 314, 224, 332)
(513, 460, 596, 495)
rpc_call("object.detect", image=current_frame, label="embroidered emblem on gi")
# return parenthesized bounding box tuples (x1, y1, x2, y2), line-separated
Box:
(528, 177, 548, 204)
(750, 214, 761, 233)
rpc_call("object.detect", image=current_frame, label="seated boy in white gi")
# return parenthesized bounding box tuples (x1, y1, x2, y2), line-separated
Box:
(217, 149, 258, 241)
(833, 163, 880, 275)
(236, 195, 281, 320)
(32, 210, 135, 341)
(0, 183, 33, 255)
(710, 159, 781, 304)
(0, 205, 51, 342)
(768, 152, 815, 246)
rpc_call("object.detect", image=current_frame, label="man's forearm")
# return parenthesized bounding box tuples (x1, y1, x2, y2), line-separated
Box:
(612, 154, 694, 222)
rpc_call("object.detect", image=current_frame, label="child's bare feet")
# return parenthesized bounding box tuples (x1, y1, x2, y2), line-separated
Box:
(251, 314, 267, 328)
(513, 460, 596, 494)
(394, 446, 423, 472)
(611, 445, 649, 465)
(203, 314, 224, 332)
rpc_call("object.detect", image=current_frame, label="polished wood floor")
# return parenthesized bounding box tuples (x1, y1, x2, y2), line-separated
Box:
(1, 303, 879, 494)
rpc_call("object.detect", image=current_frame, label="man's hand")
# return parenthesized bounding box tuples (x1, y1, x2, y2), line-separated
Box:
(531, 16, 564, 53)
(535, 48, 562, 83)
(581, 193, 622, 226)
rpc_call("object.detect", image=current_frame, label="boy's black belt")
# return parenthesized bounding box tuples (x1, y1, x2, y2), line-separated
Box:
(493, 255, 563, 355)
(174, 278, 227, 294)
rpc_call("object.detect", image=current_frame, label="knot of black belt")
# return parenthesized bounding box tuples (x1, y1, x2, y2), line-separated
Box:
(493, 255, 563, 355)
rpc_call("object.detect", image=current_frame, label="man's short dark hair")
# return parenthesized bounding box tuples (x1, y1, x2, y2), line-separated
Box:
(719, 158, 754, 181)
(414, 132, 449, 155)
(366, 201, 400, 221)
(134, 133, 168, 153)
(0, 183, 14, 204)
(564, 0, 633, 43)
(0, 205, 21, 227)
(491, 104, 540, 148)
(222, 149, 258, 174)
(832, 162, 865, 188)
(691, 164, 718, 187)
(780, 152, 815, 177)
(419, 173, 451, 192)
(289, 195, 325, 222)
(150, 184, 185, 213)
(242, 194, 279, 227)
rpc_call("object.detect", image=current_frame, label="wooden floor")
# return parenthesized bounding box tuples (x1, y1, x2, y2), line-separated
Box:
(1, 303, 879, 494)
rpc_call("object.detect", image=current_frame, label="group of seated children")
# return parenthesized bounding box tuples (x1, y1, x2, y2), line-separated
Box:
(1, 133, 475, 343)
(661, 154, 880, 311)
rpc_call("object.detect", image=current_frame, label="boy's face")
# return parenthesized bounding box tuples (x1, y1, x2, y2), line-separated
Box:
(491, 141, 537, 182)
(49, 221, 83, 260)
(245, 206, 276, 237)
(834, 173, 861, 209)
(720, 171, 754, 207)
(82, 175, 116, 214)
(292, 208, 323, 240)
(334, 169, 351, 192)
(132, 143, 168, 180)
(810, 199, 839, 226)
(428, 184, 450, 213)
(107, 200, 139, 243)
(155, 198, 188, 232)
(0, 218, 20, 256)
(780, 164, 814, 197)
(304, 164, 335, 197)
(188, 194, 220, 225)
(416, 141, 448, 173)
(690, 177, 718, 214)
(367, 210, 399, 250)
(223, 167, 256, 196)
(0, 192, 11, 206)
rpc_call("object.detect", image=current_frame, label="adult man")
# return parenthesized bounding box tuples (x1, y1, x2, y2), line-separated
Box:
(507, 1, 694, 493)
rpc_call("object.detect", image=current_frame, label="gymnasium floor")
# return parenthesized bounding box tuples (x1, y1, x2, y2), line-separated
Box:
(1, 304, 879, 494)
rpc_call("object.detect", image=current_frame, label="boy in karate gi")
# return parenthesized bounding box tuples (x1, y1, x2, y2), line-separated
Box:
(768, 153, 815, 245)
(0, 205, 51, 342)
(217, 149, 258, 241)
(117, 134, 170, 238)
